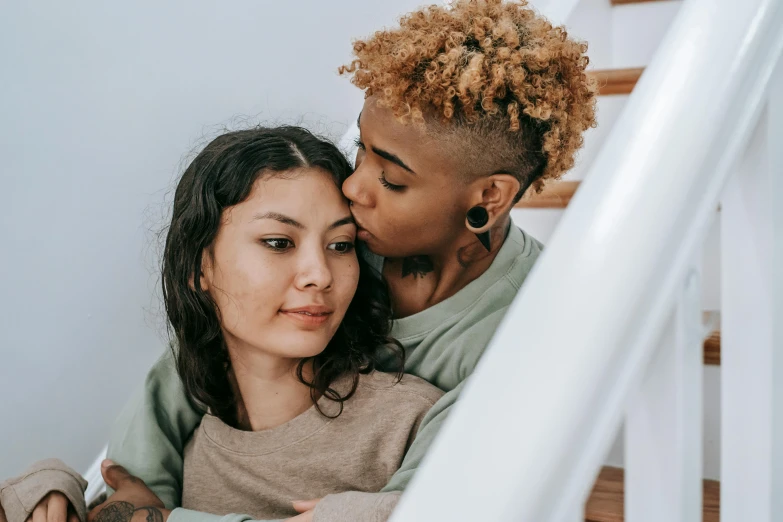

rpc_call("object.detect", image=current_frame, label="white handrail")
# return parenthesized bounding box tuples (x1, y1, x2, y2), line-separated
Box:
(390, 0, 783, 520)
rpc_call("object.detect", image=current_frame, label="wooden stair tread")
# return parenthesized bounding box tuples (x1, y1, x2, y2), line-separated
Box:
(515, 180, 580, 208)
(704, 331, 721, 365)
(516, 180, 721, 214)
(587, 67, 644, 96)
(515, 180, 579, 209)
(585, 466, 720, 521)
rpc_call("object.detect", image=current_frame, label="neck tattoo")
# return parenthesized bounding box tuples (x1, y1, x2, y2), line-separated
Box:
(401, 255, 435, 279)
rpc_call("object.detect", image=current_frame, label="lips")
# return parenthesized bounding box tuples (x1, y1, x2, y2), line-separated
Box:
(279, 305, 334, 327)
(352, 215, 373, 240)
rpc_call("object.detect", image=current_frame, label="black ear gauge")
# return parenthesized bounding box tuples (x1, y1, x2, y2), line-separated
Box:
(466, 206, 491, 251)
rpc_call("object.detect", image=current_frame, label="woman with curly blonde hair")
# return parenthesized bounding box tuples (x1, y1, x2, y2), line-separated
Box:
(21, 2, 597, 522)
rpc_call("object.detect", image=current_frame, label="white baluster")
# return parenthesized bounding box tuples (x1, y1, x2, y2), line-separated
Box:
(720, 56, 783, 522)
(625, 267, 703, 522)
(561, 499, 585, 522)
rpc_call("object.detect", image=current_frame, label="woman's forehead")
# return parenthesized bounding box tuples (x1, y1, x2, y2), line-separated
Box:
(360, 99, 460, 175)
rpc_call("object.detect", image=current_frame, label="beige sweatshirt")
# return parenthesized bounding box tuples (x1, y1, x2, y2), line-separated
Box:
(181, 371, 441, 520)
(0, 372, 441, 522)
(0, 459, 88, 522)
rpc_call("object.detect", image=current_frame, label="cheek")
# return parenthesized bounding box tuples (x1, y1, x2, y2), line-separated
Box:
(211, 248, 287, 329)
(382, 190, 459, 236)
(332, 258, 360, 313)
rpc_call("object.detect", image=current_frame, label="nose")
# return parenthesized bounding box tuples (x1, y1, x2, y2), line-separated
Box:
(294, 247, 334, 291)
(342, 159, 373, 208)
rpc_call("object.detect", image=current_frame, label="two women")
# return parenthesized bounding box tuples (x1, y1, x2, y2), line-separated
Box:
(107, 2, 595, 520)
(3, 1, 596, 521)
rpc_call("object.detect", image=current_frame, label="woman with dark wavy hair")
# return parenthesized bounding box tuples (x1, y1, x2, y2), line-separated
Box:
(160, 126, 417, 426)
(0, 126, 441, 522)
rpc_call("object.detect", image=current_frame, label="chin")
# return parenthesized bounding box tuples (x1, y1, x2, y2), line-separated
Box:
(362, 238, 402, 258)
(276, 334, 334, 360)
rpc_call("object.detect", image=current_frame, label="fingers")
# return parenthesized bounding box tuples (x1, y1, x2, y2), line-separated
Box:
(32, 500, 47, 522)
(291, 499, 320, 513)
(86, 505, 101, 522)
(100, 460, 136, 490)
(67, 505, 80, 522)
(47, 493, 68, 522)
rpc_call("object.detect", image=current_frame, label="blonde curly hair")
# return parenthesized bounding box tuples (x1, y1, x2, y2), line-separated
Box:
(340, 0, 597, 199)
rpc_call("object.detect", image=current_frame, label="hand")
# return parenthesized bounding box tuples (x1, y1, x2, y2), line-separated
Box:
(283, 499, 322, 522)
(87, 461, 170, 522)
(26, 492, 79, 522)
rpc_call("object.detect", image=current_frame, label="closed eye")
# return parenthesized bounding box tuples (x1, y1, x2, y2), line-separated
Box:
(378, 173, 406, 192)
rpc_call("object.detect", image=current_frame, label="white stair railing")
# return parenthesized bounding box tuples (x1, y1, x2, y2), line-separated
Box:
(720, 60, 783, 521)
(389, 0, 783, 520)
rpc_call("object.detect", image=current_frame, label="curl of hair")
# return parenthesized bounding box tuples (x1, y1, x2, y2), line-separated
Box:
(162, 126, 403, 426)
(340, 0, 597, 196)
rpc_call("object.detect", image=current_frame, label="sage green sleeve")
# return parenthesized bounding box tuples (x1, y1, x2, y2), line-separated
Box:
(313, 491, 401, 522)
(107, 352, 203, 509)
(167, 509, 281, 522)
(381, 307, 510, 493)
(380, 380, 465, 493)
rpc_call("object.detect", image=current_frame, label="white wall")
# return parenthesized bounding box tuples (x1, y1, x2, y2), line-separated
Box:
(0, 0, 429, 478)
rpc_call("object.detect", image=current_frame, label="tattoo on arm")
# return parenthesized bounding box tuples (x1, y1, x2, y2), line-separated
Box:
(401, 255, 434, 278)
(94, 502, 135, 522)
(93, 503, 164, 522)
(135, 508, 164, 522)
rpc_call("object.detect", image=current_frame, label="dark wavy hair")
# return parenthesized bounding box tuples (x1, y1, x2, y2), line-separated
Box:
(162, 126, 402, 427)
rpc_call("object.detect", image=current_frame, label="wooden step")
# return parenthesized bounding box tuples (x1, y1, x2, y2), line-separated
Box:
(588, 67, 644, 96)
(516, 180, 719, 213)
(703, 330, 721, 365)
(586, 466, 720, 521)
(515, 180, 580, 208)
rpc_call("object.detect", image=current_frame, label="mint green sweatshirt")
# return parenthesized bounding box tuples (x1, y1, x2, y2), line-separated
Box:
(107, 223, 542, 522)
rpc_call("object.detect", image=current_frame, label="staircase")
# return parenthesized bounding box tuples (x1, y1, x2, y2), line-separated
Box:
(390, 0, 783, 518)
(511, 1, 717, 519)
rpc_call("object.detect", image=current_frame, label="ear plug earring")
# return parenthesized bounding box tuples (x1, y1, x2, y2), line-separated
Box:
(466, 206, 491, 251)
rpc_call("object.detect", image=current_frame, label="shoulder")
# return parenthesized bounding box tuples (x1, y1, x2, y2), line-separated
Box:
(453, 307, 512, 377)
(505, 225, 543, 290)
(354, 372, 444, 410)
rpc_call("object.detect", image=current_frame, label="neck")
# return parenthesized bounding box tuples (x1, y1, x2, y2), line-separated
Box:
(226, 342, 315, 431)
(386, 214, 511, 314)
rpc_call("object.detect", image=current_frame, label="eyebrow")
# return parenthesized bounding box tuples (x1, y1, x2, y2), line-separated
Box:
(371, 146, 417, 175)
(252, 212, 355, 231)
(356, 111, 417, 176)
(327, 216, 356, 231)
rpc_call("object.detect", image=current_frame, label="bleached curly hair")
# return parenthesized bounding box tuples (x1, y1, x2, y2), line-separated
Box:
(340, 0, 597, 200)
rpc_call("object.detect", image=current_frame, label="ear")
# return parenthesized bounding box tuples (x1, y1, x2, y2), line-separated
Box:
(467, 173, 520, 228)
